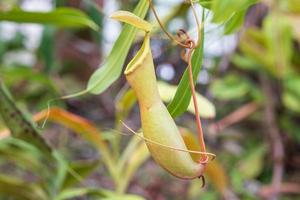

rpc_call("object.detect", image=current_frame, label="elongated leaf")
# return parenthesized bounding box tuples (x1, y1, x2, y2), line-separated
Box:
(111, 10, 152, 32)
(118, 136, 142, 172)
(62, 160, 100, 189)
(115, 82, 216, 119)
(33, 107, 118, 182)
(39, 26, 56, 73)
(87, 0, 149, 94)
(158, 81, 215, 118)
(54, 188, 107, 200)
(1, 66, 59, 94)
(0, 8, 98, 30)
(167, 17, 205, 118)
(239, 14, 293, 78)
(0, 81, 53, 160)
(1, 106, 116, 180)
(34, 108, 111, 158)
(279, 0, 300, 13)
(55, 187, 145, 200)
(0, 174, 48, 200)
(103, 195, 146, 200)
(283, 74, 300, 113)
(197, 0, 213, 9)
(210, 74, 253, 100)
(118, 141, 149, 193)
(115, 88, 137, 120)
(0, 138, 48, 173)
(280, 115, 300, 142)
(212, 0, 257, 23)
(238, 145, 266, 179)
(207, 0, 258, 34)
(101, 188, 146, 200)
(224, 9, 247, 34)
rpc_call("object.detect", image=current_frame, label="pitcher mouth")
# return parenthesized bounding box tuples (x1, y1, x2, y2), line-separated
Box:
(124, 33, 150, 75)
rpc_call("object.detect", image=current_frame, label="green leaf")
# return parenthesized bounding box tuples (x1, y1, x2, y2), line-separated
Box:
(118, 141, 149, 193)
(39, 26, 56, 73)
(85, 1, 104, 43)
(212, 0, 257, 23)
(87, 0, 149, 94)
(0, 8, 99, 30)
(198, 0, 213, 9)
(110, 10, 152, 32)
(55, 187, 145, 200)
(283, 91, 300, 113)
(115, 88, 137, 121)
(283, 74, 300, 113)
(210, 74, 253, 100)
(62, 160, 100, 189)
(158, 81, 215, 118)
(239, 28, 274, 73)
(280, 115, 300, 141)
(102, 192, 146, 200)
(0, 138, 56, 195)
(103, 196, 146, 200)
(0, 81, 54, 160)
(115, 80, 216, 119)
(231, 170, 244, 193)
(224, 9, 247, 34)
(0, 138, 48, 173)
(231, 54, 260, 71)
(210, 0, 258, 34)
(279, 0, 300, 13)
(264, 14, 293, 77)
(50, 152, 69, 195)
(0, 174, 49, 200)
(239, 14, 293, 78)
(1, 66, 58, 93)
(167, 13, 205, 118)
(55, 188, 104, 200)
(212, 0, 240, 23)
(238, 145, 267, 179)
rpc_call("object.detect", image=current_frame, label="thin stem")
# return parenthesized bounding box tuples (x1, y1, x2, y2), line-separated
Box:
(186, 47, 207, 161)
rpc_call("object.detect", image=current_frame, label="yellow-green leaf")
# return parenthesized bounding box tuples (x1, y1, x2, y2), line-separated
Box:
(0, 174, 48, 200)
(238, 145, 267, 179)
(111, 10, 152, 32)
(87, 0, 149, 94)
(158, 81, 215, 118)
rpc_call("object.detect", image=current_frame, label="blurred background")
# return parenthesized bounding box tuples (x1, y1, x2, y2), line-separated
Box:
(0, 0, 299, 199)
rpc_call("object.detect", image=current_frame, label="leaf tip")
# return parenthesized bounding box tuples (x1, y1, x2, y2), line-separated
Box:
(110, 10, 152, 32)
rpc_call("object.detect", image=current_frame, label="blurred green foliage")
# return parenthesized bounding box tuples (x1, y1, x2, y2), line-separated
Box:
(0, 0, 299, 199)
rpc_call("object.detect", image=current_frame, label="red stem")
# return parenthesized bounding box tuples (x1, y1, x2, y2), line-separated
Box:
(187, 48, 207, 162)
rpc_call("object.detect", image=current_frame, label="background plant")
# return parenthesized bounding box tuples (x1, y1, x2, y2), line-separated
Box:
(0, 0, 299, 200)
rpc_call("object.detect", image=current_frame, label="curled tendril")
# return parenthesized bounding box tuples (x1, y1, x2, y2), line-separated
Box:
(177, 29, 197, 63)
(148, 0, 194, 49)
(177, 29, 194, 49)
